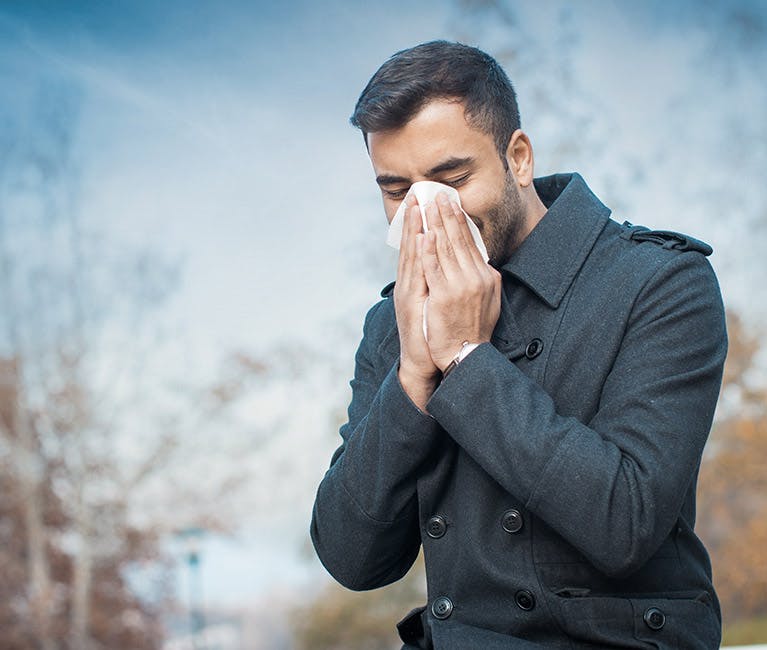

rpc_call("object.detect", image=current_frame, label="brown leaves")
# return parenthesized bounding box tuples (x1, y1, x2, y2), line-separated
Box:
(292, 554, 427, 650)
(698, 311, 767, 625)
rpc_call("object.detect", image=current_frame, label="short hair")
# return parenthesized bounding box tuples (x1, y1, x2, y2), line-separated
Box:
(350, 41, 521, 159)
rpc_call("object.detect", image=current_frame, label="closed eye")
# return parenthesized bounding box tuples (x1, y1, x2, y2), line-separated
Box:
(382, 187, 409, 200)
(442, 173, 470, 188)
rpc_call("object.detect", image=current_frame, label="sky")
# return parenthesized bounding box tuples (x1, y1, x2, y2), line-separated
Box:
(1, 0, 463, 366)
(1, 0, 766, 614)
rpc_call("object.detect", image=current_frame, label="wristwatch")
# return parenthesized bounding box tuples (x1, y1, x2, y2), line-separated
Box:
(442, 341, 480, 379)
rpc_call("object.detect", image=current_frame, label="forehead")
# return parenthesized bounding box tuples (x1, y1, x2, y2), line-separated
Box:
(367, 99, 497, 178)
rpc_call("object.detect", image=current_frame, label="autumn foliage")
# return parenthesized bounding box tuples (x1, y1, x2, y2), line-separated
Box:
(698, 312, 767, 625)
(293, 554, 426, 650)
(0, 358, 167, 650)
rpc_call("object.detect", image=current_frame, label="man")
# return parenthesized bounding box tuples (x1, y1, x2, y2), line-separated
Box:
(310, 41, 727, 649)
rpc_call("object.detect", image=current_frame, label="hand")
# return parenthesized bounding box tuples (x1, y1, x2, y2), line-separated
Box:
(421, 192, 501, 371)
(394, 195, 440, 409)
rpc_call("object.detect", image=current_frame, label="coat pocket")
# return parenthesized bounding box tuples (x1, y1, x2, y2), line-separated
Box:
(556, 591, 720, 649)
(396, 605, 427, 647)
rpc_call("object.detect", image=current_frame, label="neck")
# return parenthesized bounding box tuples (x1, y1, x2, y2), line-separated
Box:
(519, 184, 548, 242)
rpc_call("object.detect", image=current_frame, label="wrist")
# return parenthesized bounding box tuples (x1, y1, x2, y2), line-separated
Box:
(398, 362, 439, 412)
(398, 364, 440, 392)
(399, 356, 440, 382)
(441, 341, 481, 378)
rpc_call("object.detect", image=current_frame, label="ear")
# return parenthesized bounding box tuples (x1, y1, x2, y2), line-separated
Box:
(504, 129, 535, 187)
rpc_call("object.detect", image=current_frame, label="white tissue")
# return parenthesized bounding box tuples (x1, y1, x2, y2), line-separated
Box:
(386, 181, 489, 342)
(386, 181, 489, 263)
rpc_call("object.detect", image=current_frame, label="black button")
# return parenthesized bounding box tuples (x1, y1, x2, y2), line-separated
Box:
(515, 589, 535, 611)
(426, 515, 447, 539)
(501, 509, 523, 534)
(643, 607, 665, 630)
(525, 338, 543, 359)
(432, 596, 453, 620)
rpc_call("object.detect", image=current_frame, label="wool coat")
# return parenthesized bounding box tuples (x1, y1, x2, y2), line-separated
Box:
(311, 173, 727, 649)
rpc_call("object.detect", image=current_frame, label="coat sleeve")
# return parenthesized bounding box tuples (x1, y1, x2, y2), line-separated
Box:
(310, 300, 441, 590)
(426, 251, 727, 578)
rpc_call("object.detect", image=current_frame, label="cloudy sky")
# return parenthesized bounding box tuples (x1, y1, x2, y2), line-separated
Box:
(0, 0, 462, 365)
(1, 0, 765, 608)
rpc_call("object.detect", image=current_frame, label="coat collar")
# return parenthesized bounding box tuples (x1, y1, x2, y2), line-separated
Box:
(500, 173, 611, 309)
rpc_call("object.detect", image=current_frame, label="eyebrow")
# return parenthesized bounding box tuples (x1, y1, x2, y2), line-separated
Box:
(375, 173, 410, 186)
(375, 156, 475, 186)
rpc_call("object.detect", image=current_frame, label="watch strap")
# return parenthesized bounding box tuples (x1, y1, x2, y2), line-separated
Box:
(442, 341, 480, 379)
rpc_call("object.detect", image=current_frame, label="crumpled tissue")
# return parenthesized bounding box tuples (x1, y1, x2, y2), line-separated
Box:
(385, 181, 489, 341)
(386, 181, 489, 262)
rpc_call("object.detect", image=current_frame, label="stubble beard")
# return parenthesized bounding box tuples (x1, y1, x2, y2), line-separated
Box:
(482, 171, 527, 269)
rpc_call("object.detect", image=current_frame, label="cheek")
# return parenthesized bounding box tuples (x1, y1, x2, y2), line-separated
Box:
(458, 182, 502, 222)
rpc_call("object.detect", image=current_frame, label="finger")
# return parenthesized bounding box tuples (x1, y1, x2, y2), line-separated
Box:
(420, 229, 448, 290)
(439, 195, 487, 274)
(398, 204, 426, 290)
(397, 204, 413, 284)
(434, 193, 478, 270)
(414, 232, 426, 278)
(423, 200, 453, 260)
(424, 198, 467, 281)
(435, 192, 484, 272)
(404, 230, 427, 292)
(397, 204, 410, 280)
(402, 192, 416, 218)
(399, 203, 420, 265)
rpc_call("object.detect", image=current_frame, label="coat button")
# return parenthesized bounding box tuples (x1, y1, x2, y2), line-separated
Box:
(426, 515, 447, 539)
(501, 509, 523, 534)
(432, 596, 453, 620)
(525, 338, 543, 359)
(643, 607, 666, 630)
(515, 589, 536, 611)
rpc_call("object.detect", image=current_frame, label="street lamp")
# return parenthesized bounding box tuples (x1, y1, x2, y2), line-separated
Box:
(177, 527, 206, 650)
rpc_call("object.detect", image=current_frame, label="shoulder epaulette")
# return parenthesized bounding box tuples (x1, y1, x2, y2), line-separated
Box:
(620, 222, 713, 256)
(380, 281, 396, 298)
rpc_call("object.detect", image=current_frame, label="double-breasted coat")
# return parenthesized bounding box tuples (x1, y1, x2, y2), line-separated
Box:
(311, 173, 727, 649)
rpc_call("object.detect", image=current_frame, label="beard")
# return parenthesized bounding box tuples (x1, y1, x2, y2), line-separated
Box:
(479, 170, 527, 269)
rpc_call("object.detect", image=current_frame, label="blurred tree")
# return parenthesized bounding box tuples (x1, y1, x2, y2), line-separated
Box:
(698, 312, 767, 631)
(0, 82, 176, 650)
(292, 554, 426, 650)
(0, 359, 167, 649)
(0, 82, 265, 648)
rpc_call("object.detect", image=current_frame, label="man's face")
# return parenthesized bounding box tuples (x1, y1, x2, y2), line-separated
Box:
(368, 99, 525, 268)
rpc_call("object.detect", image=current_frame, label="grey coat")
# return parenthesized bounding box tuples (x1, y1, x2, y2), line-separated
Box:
(311, 173, 727, 649)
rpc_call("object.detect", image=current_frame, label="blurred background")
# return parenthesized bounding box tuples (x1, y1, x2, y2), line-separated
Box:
(0, 0, 765, 648)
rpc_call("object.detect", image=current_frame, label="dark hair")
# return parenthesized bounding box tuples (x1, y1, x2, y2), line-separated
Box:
(350, 41, 520, 160)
